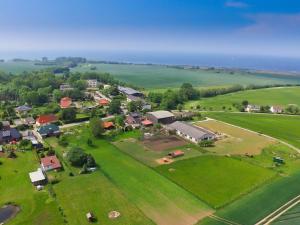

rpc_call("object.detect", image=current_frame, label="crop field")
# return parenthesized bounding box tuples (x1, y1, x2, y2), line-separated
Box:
(0, 61, 48, 74)
(186, 86, 300, 111)
(195, 119, 276, 155)
(73, 63, 300, 89)
(205, 112, 300, 149)
(198, 171, 300, 225)
(0, 151, 63, 225)
(272, 202, 300, 225)
(47, 126, 212, 225)
(114, 138, 204, 167)
(156, 155, 276, 208)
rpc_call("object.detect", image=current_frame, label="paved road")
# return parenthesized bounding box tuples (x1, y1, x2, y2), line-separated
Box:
(59, 115, 115, 129)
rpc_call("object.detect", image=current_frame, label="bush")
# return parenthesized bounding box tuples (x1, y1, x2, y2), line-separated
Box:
(58, 135, 69, 147)
(199, 140, 215, 147)
(67, 147, 87, 167)
(86, 154, 96, 167)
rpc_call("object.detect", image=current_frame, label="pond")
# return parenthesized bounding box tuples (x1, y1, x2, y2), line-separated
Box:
(0, 205, 20, 223)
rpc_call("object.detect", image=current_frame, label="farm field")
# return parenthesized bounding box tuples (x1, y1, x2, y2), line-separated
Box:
(0, 61, 48, 74)
(198, 171, 300, 225)
(156, 155, 276, 208)
(205, 112, 300, 149)
(72, 63, 300, 89)
(114, 137, 204, 167)
(195, 119, 276, 155)
(0, 151, 64, 225)
(271, 202, 300, 224)
(47, 126, 212, 225)
(185, 86, 300, 111)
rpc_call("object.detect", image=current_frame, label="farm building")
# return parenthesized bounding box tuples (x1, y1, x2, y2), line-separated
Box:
(118, 86, 144, 97)
(36, 114, 58, 126)
(245, 105, 260, 112)
(0, 128, 21, 144)
(15, 105, 32, 114)
(126, 112, 142, 127)
(41, 155, 62, 171)
(167, 121, 215, 143)
(168, 150, 185, 158)
(29, 168, 47, 186)
(146, 111, 175, 124)
(37, 124, 60, 138)
(270, 105, 283, 114)
(60, 97, 72, 108)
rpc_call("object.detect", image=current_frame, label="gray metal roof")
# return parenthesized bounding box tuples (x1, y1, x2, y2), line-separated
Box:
(148, 111, 174, 119)
(168, 121, 215, 140)
(118, 86, 142, 95)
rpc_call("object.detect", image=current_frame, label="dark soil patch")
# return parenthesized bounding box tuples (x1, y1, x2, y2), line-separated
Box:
(143, 135, 186, 151)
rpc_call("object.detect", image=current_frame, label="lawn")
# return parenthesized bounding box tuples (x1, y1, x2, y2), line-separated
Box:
(0, 151, 64, 225)
(47, 127, 212, 225)
(185, 86, 300, 111)
(195, 119, 276, 155)
(72, 63, 300, 89)
(198, 171, 300, 225)
(156, 155, 276, 208)
(205, 112, 300, 149)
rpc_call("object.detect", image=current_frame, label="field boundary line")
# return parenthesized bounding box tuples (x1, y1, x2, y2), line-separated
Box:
(209, 215, 242, 225)
(254, 195, 300, 225)
(199, 117, 300, 154)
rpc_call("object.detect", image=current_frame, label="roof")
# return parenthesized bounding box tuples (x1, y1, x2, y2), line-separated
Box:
(1, 121, 10, 127)
(36, 114, 58, 125)
(41, 155, 62, 170)
(271, 105, 283, 110)
(60, 97, 72, 108)
(170, 150, 184, 156)
(24, 117, 35, 124)
(147, 111, 175, 119)
(103, 121, 114, 129)
(29, 168, 45, 183)
(37, 124, 60, 136)
(15, 105, 32, 112)
(99, 98, 109, 105)
(142, 120, 153, 126)
(168, 121, 215, 141)
(0, 128, 21, 142)
(118, 86, 142, 96)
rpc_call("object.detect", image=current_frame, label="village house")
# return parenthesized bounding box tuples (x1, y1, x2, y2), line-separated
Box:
(0, 121, 21, 144)
(41, 155, 62, 171)
(15, 105, 32, 115)
(29, 168, 47, 186)
(60, 84, 73, 91)
(141, 119, 153, 127)
(98, 98, 110, 106)
(146, 111, 175, 124)
(37, 124, 60, 138)
(270, 105, 283, 114)
(103, 121, 114, 129)
(126, 95, 152, 110)
(126, 112, 142, 128)
(36, 114, 58, 126)
(60, 97, 73, 109)
(167, 121, 216, 143)
(23, 117, 35, 125)
(118, 86, 144, 97)
(86, 79, 98, 88)
(245, 104, 261, 112)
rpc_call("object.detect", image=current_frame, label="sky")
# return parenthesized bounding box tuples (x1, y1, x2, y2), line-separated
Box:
(0, 0, 300, 58)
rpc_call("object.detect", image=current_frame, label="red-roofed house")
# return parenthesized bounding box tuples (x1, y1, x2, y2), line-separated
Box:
(36, 114, 58, 126)
(103, 121, 114, 129)
(41, 155, 62, 171)
(60, 97, 72, 109)
(142, 119, 153, 127)
(99, 98, 109, 106)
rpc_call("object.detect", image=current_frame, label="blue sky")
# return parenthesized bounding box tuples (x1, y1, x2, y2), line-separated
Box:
(0, 0, 300, 57)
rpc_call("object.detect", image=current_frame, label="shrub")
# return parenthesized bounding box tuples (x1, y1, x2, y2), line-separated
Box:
(67, 147, 87, 167)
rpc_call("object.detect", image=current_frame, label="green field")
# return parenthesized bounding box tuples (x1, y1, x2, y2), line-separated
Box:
(272, 202, 300, 224)
(47, 126, 212, 225)
(0, 61, 48, 74)
(156, 155, 276, 208)
(0, 151, 64, 225)
(198, 171, 300, 225)
(205, 112, 300, 149)
(186, 87, 300, 111)
(73, 63, 300, 89)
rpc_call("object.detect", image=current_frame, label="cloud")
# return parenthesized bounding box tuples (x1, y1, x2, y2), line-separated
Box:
(225, 1, 248, 8)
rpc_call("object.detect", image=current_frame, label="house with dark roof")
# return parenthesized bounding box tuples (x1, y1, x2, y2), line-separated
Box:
(167, 121, 215, 143)
(36, 114, 58, 126)
(118, 86, 143, 97)
(37, 124, 60, 138)
(41, 155, 62, 171)
(147, 111, 175, 124)
(0, 128, 21, 144)
(15, 105, 32, 114)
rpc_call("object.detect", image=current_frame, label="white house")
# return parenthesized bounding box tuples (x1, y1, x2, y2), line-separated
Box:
(86, 79, 98, 88)
(270, 106, 283, 114)
(245, 105, 260, 112)
(29, 168, 46, 186)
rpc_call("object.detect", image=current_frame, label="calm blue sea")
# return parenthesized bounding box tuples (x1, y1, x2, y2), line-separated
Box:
(1, 50, 300, 73)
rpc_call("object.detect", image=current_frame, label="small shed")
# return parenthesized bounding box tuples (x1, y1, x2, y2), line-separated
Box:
(86, 212, 95, 222)
(168, 150, 185, 158)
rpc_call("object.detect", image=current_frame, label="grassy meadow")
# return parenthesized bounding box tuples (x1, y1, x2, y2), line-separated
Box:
(0, 151, 64, 225)
(205, 112, 300, 149)
(0, 61, 48, 74)
(186, 86, 300, 111)
(47, 126, 212, 225)
(156, 155, 276, 208)
(73, 63, 300, 89)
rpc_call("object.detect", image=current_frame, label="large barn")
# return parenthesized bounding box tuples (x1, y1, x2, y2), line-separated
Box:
(146, 111, 175, 124)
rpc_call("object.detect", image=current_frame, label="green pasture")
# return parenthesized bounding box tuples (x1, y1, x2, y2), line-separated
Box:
(0, 61, 48, 74)
(205, 112, 300, 149)
(186, 87, 300, 111)
(156, 155, 276, 208)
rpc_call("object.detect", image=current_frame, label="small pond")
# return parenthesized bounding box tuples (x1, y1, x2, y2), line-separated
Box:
(0, 205, 20, 223)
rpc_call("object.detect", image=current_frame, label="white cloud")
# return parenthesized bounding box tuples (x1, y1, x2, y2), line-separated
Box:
(225, 1, 249, 8)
